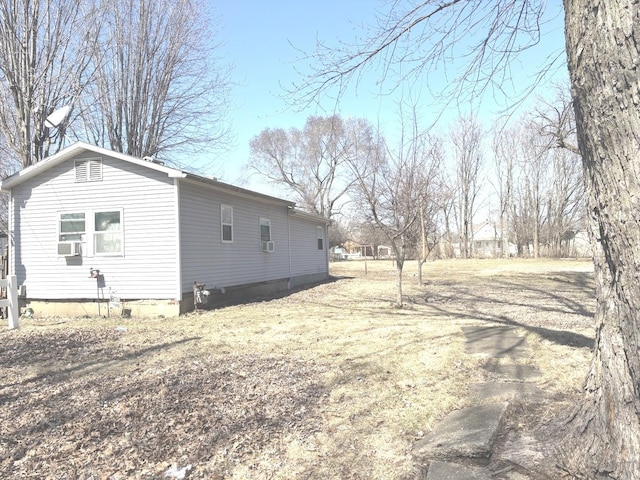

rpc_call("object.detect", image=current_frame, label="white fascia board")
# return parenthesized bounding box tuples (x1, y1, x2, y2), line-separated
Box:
(0, 142, 186, 192)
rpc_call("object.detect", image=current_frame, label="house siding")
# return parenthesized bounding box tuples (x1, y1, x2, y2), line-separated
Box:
(10, 152, 179, 300)
(178, 180, 297, 293)
(288, 215, 328, 277)
(3, 142, 331, 316)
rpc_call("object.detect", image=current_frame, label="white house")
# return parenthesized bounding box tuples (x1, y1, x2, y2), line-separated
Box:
(473, 222, 518, 257)
(0, 142, 329, 317)
(451, 222, 517, 258)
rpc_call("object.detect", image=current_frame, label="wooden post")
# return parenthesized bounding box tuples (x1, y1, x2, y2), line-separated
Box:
(2, 275, 19, 329)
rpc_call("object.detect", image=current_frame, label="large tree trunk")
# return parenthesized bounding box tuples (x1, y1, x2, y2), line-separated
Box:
(562, 1, 640, 477)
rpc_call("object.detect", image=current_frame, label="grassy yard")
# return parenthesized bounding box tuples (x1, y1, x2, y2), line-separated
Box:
(0, 258, 595, 479)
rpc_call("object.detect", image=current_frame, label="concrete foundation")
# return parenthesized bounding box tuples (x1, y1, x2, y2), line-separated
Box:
(25, 272, 330, 318)
(26, 299, 181, 319)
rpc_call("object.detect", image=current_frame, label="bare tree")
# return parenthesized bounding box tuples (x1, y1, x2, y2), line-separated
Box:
(494, 111, 584, 258)
(438, 175, 457, 258)
(80, 0, 232, 162)
(535, 84, 580, 155)
(534, 89, 586, 257)
(349, 109, 439, 306)
(249, 115, 358, 218)
(450, 115, 484, 258)
(327, 216, 351, 249)
(413, 136, 444, 282)
(491, 125, 518, 258)
(293, 1, 640, 476)
(520, 123, 550, 258)
(544, 147, 585, 257)
(0, 0, 95, 168)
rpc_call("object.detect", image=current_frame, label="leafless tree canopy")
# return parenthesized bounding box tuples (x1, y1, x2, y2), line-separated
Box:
(348, 104, 442, 306)
(450, 115, 484, 259)
(291, 0, 564, 111)
(0, 0, 232, 172)
(0, 0, 95, 168)
(248, 115, 366, 219)
(81, 0, 232, 162)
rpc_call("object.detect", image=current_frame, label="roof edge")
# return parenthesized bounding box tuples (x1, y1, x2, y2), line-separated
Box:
(0, 142, 186, 192)
(181, 173, 295, 207)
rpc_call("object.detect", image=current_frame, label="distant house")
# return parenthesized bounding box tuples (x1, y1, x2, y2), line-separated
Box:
(452, 222, 517, 258)
(472, 222, 500, 257)
(0, 142, 329, 317)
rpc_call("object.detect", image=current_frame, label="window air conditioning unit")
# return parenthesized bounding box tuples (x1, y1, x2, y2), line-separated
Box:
(58, 241, 82, 256)
(261, 240, 275, 253)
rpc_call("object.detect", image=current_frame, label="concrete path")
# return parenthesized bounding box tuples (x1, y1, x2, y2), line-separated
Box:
(413, 325, 546, 479)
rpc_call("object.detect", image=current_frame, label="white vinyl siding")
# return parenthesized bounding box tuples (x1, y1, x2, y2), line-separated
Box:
(179, 182, 292, 292)
(289, 219, 328, 277)
(7, 147, 329, 305)
(11, 153, 178, 300)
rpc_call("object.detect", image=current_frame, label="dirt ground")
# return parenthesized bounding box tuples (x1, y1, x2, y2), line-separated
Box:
(0, 258, 595, 479)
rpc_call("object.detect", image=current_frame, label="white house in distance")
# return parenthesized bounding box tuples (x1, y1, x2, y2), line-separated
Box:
(0, 142, 329, 317)
(452, 221, 517, 258)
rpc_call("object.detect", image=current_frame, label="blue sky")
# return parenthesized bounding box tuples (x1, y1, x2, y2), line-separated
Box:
(213, 1, 387, 190)
(211, 1, 568, 194)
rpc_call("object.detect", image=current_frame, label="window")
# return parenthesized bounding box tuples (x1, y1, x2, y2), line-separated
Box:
(75, 158, 103, 182)
(57, 210, 123, 256)
(259, 217, 274, 252)
(94, 210, 122, 255)
(260, 217, 271, 242)
(59, 213, 85, 241)
(221, 204, 233, 242)
(317, 226, 324, 250)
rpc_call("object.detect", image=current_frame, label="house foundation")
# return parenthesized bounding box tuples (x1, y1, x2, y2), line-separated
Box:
(24, 273, 329, 318)
(24, 299, 181, 319)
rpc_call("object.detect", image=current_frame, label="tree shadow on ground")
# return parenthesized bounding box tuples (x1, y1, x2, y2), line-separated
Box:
(0, 333, 202, 391)
(422, 270, 595, 350)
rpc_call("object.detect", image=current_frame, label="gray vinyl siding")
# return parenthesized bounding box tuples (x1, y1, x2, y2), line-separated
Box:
(289, 217, 328, 276)
(11, 152, 178, 300)
(179, 181, 296, 293)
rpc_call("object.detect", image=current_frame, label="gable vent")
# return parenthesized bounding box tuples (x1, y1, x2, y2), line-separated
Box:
(75, 158, 102, 182)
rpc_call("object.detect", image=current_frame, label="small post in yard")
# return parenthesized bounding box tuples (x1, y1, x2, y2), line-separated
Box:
(193, 281, 210, 312)
(5, 275, 19, 329)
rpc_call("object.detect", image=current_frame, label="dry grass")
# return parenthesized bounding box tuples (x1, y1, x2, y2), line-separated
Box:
(0, 258, 595, 479)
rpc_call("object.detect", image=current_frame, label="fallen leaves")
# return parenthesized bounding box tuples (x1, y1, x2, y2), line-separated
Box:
(0, 259, 595, 479)
(1, 328, 329, 478)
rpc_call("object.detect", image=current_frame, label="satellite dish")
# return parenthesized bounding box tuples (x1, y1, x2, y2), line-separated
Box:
(44, 105, 71, 129)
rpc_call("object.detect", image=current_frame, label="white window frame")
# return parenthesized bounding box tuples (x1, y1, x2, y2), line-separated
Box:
(58, 212, 86, 242)
(57, 209, 124, 257)
(260, 217, 271, 243)
(317, 225, 324, 250)
(221, 204, 233, 243)
(260, 217, 274, 252)
(93, 209, 124, 256)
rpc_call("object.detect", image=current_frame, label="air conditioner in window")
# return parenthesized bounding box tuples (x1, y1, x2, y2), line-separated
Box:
(261, 240, 275, 253)
(57, 241, 82, 256)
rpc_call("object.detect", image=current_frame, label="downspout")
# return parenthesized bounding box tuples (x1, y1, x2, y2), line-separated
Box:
(324, 222, 329, 278)
(174, 179, 182, 305)
(287, 207, 292, 287)
(7, 190, 13, 276)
